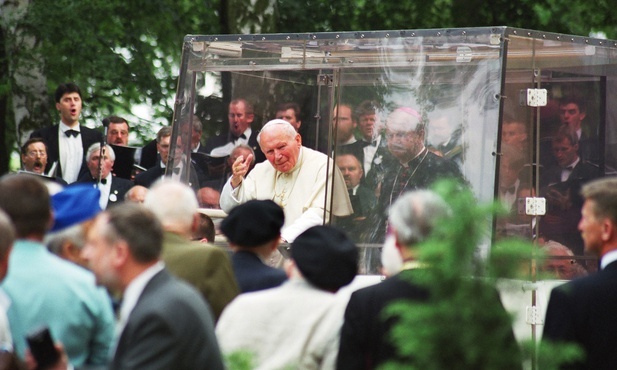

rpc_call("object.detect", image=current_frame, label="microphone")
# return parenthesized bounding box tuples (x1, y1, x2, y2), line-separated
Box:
(102, 118, 110, 129)
(98, 118, 111, 188)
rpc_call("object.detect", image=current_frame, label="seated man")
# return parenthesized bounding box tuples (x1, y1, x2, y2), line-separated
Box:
(220, 199, 287, 293)
(221, 119, 352, 242)
(216, 225, 358, 369)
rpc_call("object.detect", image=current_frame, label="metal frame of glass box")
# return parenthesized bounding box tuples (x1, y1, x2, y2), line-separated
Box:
(168, 27, 617, 281)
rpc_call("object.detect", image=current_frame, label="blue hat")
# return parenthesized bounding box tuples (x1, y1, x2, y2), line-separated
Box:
(51, 184, 101, 232)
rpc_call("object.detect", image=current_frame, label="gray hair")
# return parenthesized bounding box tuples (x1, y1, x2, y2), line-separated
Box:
(99, 203, 163, 263)
(388, 190, 451, 247)
(143, 180, 198, 230)
(86, 143, 116, 162)
(45, 224, 85, 256)
(257, 119, 297, 145)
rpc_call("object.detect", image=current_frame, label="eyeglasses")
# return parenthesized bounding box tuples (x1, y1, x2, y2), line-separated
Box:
(26, 150, 46, 158)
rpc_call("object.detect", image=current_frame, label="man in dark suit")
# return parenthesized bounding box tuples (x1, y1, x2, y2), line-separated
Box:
(80, 203, 224, 369)
(337, 189, 519, 369)
(30, 82, 103, 184)
(144, 180, 239, 321)
(134, 126, 204, 192)
(77, 143, 133, 209)
(220, 199, 287, 293)
(543, 177, 617, 369)
(334, 103, 366, 170)
(558, 94, 600, 166)
(335, 152, 377, 242)
(540, 126, 600, 255)
(204, 98, 265, 171)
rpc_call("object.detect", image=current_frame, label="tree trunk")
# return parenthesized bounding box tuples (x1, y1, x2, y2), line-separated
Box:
(0, 0, 50, 174)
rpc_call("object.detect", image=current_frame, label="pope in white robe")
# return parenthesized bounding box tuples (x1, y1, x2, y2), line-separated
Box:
(221, 119, 352, 242)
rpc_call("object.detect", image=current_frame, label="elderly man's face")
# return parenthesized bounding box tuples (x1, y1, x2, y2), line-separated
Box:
(107, 122, 129, 146)
(228, 101, 254, 137)
(386, 120, 424, 163)
(22, 142, 48, 174)
(259, 127, 302, 173)
(87, 147, 114, 179)
(336, 154, 363, 189)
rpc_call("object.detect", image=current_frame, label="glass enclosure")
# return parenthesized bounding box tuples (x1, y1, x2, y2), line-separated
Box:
(168, 27, 617, 282)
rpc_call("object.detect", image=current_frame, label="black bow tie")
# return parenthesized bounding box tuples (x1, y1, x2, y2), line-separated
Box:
(232, 133, 247, 141)
(100, 178, 107, 185)
(65, 129, 80, 137)
(172, 167, 181, 175)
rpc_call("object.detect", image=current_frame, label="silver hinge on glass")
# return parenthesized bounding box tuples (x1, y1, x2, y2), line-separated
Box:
(519, 88, 548, 107)
(525, 197, 546, 216)
(526, 305, 544, 325)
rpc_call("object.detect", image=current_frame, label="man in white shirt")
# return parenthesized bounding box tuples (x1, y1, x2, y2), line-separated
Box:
(30, 83, 103, 183)
(221, 119, 352, 242)
(76, 143, 133, 209)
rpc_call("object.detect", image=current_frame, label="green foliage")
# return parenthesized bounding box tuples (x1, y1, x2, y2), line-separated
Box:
(379, 179, 581, 369)
(225, 350, 256, 370)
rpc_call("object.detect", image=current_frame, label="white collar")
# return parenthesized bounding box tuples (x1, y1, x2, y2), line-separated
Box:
(601, 250, 617, 270)
(59, 122, 80, 133)
(119, 261, 165, 325)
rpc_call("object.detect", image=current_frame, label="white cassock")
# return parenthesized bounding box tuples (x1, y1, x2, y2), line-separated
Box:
(221, 147, 353, 242)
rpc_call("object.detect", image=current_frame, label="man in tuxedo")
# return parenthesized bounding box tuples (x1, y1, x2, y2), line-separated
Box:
(19, 138, 67, 193)
(540, 126, 600, 255)
(144, 180, 239, 321)
(77, 143, 133, 209)
(334, 103, 366, 169)
(559, 94, 599, 166)
(204, 98, 265, 165)
(356, 100, 385, 174)
(543, 177, 617, 369)
(78, 203, 224, 369)
(134, 126, 203, 192)
(30, 82, 103, 183)
(335, 152, 376, 242)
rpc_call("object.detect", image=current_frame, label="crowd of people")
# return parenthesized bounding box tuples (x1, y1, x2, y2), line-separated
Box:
(5, 80, 617, 369)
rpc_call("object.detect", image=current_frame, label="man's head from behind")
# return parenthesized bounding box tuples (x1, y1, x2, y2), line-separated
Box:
(143, 180, 199, 237)
(220, 199, 284, 249)
(0, 174, 51, 239)
(291, 225, 358, 292)
(387, 189, 451, 255)
(21, 138, 48, 175)
(82, 203, 163, 291)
